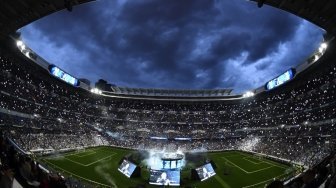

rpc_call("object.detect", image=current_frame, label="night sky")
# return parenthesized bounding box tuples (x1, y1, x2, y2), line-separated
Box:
(21, 0, 323, 93)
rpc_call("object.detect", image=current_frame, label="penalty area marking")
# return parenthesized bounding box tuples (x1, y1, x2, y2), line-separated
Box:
(64, 157, 88, 166)
(76, 151, 97, 158)
(221, 157, 249, 173)
(85, 153, 116, 166)
(263, 160, 288, 170)
(248, 165, 274, 173)
(243, 157, 263, 164)
(240, 153, 288, 170)
(223, 154, 242, 158)
(42, 159, 111, 187)
(62, 149, 97, 157)
(221, 157, 274, 174)
(64, 153, 116, 167)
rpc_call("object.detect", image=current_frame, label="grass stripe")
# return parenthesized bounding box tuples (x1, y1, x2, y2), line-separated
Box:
(222, 157, 249, 173)
(40, 147, 296, 188)
(64, 153, 116, 166)
(214, 175, 231, 188)
(242, 172, 289, 188)
(85, 153, 116, 166)
(43, 159, 111, 187)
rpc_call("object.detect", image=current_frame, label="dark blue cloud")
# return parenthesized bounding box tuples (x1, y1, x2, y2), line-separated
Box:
(20, 0, 323, 93)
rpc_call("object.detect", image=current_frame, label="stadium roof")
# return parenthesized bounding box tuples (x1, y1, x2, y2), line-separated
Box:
(0, 0, 95, 39)
(0, 0, 335, 39)
(251, 0, 336, 35)
(1, 0, 336, 99)
(109, 86, 233, 97)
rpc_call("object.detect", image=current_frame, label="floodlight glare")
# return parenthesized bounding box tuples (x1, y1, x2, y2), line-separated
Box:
(16, 40, 23, 47)
(319, 47, 323, 53)
(25, 51, 30, 58)
(91, 88, 102, 95)
(318, 42, 328, 54)
(243, 91, 255, 98)
(320, 42, 327, 50)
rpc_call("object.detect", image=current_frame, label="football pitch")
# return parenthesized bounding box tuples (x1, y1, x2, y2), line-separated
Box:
(41, 146, 296, 188)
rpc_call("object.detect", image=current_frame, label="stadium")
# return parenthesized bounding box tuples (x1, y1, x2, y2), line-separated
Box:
(0, 0, 335, 188)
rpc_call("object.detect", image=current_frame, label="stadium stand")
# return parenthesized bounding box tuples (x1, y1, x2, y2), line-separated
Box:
(0, 0, 336, 187)
(1, 35, 336, 186)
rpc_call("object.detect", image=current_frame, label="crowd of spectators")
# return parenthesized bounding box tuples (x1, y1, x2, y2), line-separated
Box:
(0, 132, 71, 188)
(267, 153, 336, 188)
(0, 38, 336, 187)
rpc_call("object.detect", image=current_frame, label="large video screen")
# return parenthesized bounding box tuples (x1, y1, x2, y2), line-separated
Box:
(149, 169, 180, 186)
(118, 159, 137, 178)
(49, 65, 79, 86)
(266, 68, 295, 90)
(195, 163, 216, 181)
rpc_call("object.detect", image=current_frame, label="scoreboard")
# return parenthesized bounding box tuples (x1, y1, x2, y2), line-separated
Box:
(49, 65, 79, 87)
(265, 68, 295, 90)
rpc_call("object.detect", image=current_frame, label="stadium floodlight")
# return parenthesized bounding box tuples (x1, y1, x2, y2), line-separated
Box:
(16, 40, 26, 51)
(16, 40, 23, 47)
(91, 88, 102, 95)
(243, 91, 255, 98)
(318, 48, 323, 53)
(318, 42, 328, 53)
(25, 51, 30, 58)
(320, 42, 328, 50)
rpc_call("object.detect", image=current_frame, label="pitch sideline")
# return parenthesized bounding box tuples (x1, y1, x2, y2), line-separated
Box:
(242, 172, 289, 188)
(43, 159, 111, 187)
(221, 157, 275, 174)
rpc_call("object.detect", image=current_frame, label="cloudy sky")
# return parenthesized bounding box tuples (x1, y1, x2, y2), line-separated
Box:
(21, 0, 323, 93)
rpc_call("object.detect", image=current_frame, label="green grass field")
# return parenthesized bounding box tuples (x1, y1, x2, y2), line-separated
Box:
(41, 146, 296, 188)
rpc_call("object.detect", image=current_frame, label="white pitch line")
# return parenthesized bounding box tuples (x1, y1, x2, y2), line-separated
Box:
(239, 153, 288, 170)
(223, 154, 242, 158)
(62, 149, 96, 157)
(263, 160, 287, 169)
(85, 153, 116, 166)
(248, 165, 274, 173)
(77, 151, 97, 158)
(43, 160, 111, 187)
(222, 157, 274, 174)
(64, 152, 116, 167)
(243, 157, 263, 164)
(221, 157, 249, 173)
(62, 152, 82, 157)
(242, 172, 288, 188)
(64, 157, 87, 166)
